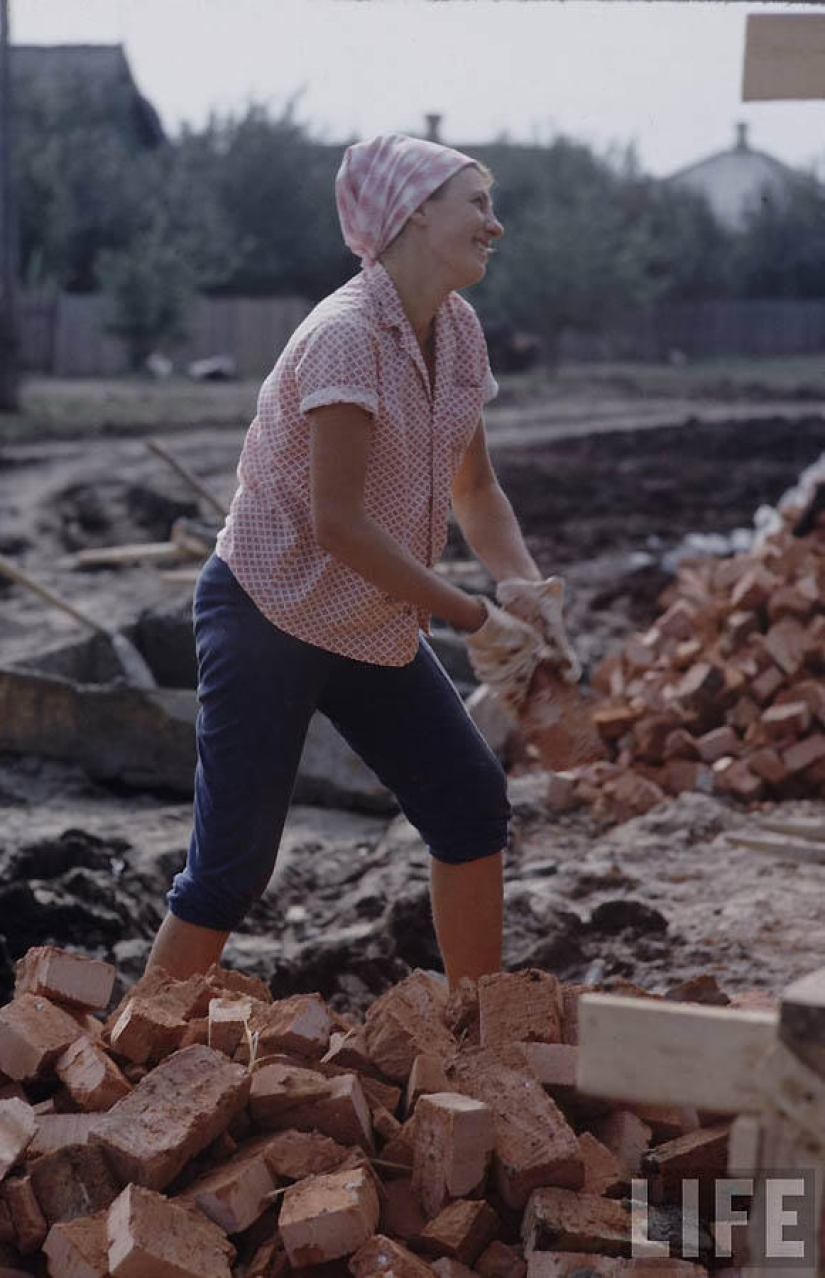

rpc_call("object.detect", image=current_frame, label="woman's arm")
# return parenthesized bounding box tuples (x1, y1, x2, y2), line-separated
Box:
(309, 403, 486, 632)
(450, 419, 542, 583)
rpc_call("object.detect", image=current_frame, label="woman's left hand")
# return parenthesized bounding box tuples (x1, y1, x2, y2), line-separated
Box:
(496, 576, 582, 683)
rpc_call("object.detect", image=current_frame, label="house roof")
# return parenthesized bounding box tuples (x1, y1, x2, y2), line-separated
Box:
(667, 123, 795, 230)
(11, 44, 165, 148)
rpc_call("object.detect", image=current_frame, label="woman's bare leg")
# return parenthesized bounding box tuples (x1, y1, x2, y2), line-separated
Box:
(145, 912, 230, 980)
(429, 850, 504, 988)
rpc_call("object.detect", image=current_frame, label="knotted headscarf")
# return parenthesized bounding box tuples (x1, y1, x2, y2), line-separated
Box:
(335, 133, 476, 266)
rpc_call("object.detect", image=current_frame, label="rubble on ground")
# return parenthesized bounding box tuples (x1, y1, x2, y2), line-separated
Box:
(0, 946, 767, 1275)
(545, 491, 824, 824)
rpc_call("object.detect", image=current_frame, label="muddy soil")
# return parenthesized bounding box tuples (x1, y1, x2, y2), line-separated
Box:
(1, 395, 824, 1006)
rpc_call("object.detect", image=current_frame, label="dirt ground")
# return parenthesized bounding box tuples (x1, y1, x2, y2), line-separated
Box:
(1, 373, 824, 1007)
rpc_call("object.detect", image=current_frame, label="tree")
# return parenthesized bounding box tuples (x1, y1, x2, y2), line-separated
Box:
(730, 172, 825, 298)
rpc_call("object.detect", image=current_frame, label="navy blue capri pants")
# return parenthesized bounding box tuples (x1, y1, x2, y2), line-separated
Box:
(168, 555, 511, 932)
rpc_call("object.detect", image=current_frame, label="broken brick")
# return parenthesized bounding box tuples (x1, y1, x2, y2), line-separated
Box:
(418, 1197, 499, 1265)
(762, 701, 811, 739)
(522, 1186, 631, 1256)
(0, 1100, 35, 1181)
(379, 1177, 427, 1241)
(43, 1211, 108, 1278)
(783, 733, 825, 774)
(107, 996, 186, 1066)
(695, 726, 740, 763)
(14, 948, 115, 1012)
(578, 1131, 623, 1197)
(349, 1234, 434, 1277)
(447, 1046, 582, 1210)
(412, 1092, 495, 1217)
(207, 996, 252, 1056)
(93, 1043, 251, 1191)
(253, 1068, 373, 1150)
(279, 1165, 380, 1268)
(592, 1110, 652, 1180)
(478, 970, 562, 1048)
(1, 1176, 47, 1253)
(177, 1132, 278, 1234)
(406, 1054, 449, 1115)
(261, 1128, 349, 1180)
(106, 1183, 234, 1278)
(364, 971, 455, 1082)
(28, 1112, 107, 1159)
(477, 1239, 528, 1277)
(26, 1142, 121, 1225)
(0, 996, 81, 1084)
(55, 1035, 131, 1111)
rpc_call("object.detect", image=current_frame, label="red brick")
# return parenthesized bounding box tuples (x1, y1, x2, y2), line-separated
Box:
(176, 1132, 278, 1234)
(726, 694, 760, 732)
(592, 1110, 652, 1180)
(14, 947, 115, 1012)
(546, 771, 581, 812)
(762, 700, 811, 739)
(207, 995, 252, 1056)
(2, 1175, 46, 1253)
(261, 1128, 349, 1180)
(519, 1043, 578, 1098)
(43, 1211, 108, 1278)
(248, 1061, 330, 1124)
(55, 1035, 131, 1112)
(430, 1260, 478, 1278)
(27, 1142, 121, 1225)
(663, 759, 714, 796)
(767, 584, 814, 624)
(714, 759, 764, 801)
(380, 1115, 417, 1174)
(578, 1131, 623, 1197)
(349, 1234, 434, 1276)
(593, 705, 642, 744)
(412, 1092, 495, 1217)
(747, 747, 789, 786)
(560, 984, 599, 1047)
(419, 1198, 499, 1265)
(107, 996, 186, 1066)
(360, 1075, 403, 1116)
(658, 600, 697, 641)
(106, 1183, 235, 1278)
(522, 1186, 631, 1256)
(373, 1104, 402, 1144)
(364, 971, 455, 1082)
(379, 1176, 427, 1241)
(406, 1053, 450, 1115)
(662, 728, 699, 760)
(253, 1068, 373, 1150)
(642, 1121, 730, 1196)
(478, 970, 562, 1048)
(322, 1026, 375, 1074)
(447, 1046, 582, 1209)
(0, 996, 81, 1083)
(695, 726, 740, 763)
(762, 617, 809, 677)
(524, 1254, 706, 1278)
(279, 1165, 380, 1268)
(28, 1112, 108, 1159)
(93, 1043, 251, 1191)
(246, 1238, 288, 1278)
(239, 993, 333, 1062)
(207, 962, 272, 1004)
(477, 1239, 527, 1277)
(723, 610, 759, 648)
(782, 733, 825, 775)
(751, 664, 785, 705)
(0, 1100, 35, 1180)
(730, 566, 779, 612)
(781, 679, 825, 725)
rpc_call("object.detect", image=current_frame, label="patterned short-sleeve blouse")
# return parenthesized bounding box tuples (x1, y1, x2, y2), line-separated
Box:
(216, 261, 498, 666)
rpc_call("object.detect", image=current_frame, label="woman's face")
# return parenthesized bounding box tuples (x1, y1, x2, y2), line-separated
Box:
(419, 165, 503, 289)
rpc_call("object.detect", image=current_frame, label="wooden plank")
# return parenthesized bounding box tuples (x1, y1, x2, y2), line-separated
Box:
(757, 816, 825, 844)
(71, 542, 182, 568)
(742, 14, 825, 101)
(725, 832, 825, 864)
(577, 994, 776, 1113)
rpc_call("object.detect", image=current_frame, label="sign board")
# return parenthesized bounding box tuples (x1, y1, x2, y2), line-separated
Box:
(743, 13, 825, 101)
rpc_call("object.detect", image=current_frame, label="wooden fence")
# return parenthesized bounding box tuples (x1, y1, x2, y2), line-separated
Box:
(17, 293, 312, 378)
(17, 292, 825, 376)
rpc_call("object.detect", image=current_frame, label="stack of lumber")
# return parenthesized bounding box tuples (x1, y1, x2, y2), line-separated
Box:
(0, 947, 759, 1277)
(548, 499, 824, 824)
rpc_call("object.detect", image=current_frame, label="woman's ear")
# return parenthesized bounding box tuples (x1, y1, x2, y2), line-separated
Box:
(407, 203, 429, 227)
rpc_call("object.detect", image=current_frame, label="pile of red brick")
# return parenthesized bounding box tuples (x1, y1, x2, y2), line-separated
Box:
(549, 506, 824, 824)
(0, 947, 751, 1277)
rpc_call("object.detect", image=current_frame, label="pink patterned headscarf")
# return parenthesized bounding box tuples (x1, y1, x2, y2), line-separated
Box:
(335, 133, 477, 266)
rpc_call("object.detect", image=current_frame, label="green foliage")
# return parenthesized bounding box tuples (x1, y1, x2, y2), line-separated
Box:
(731, 172, 825, 299)
(97, 218, 196, 371)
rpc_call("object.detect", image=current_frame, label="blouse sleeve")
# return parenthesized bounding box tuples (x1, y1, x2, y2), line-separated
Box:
(294, 316, 379, 418)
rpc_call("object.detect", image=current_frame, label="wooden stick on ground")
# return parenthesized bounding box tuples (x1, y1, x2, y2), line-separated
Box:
(146, 438, 228, 518)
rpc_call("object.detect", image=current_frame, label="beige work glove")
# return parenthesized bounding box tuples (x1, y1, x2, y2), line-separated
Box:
(496, 576, 582, 684)
(465, 599, 546, 717)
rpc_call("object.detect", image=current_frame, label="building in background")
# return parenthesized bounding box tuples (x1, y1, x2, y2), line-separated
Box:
(666, 122, 795, 231)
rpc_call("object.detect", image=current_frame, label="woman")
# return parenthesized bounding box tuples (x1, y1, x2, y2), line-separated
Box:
(146, 133, 575, 989)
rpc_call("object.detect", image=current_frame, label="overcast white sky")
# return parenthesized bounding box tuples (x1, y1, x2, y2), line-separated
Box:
(13, 0, 825, 177)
